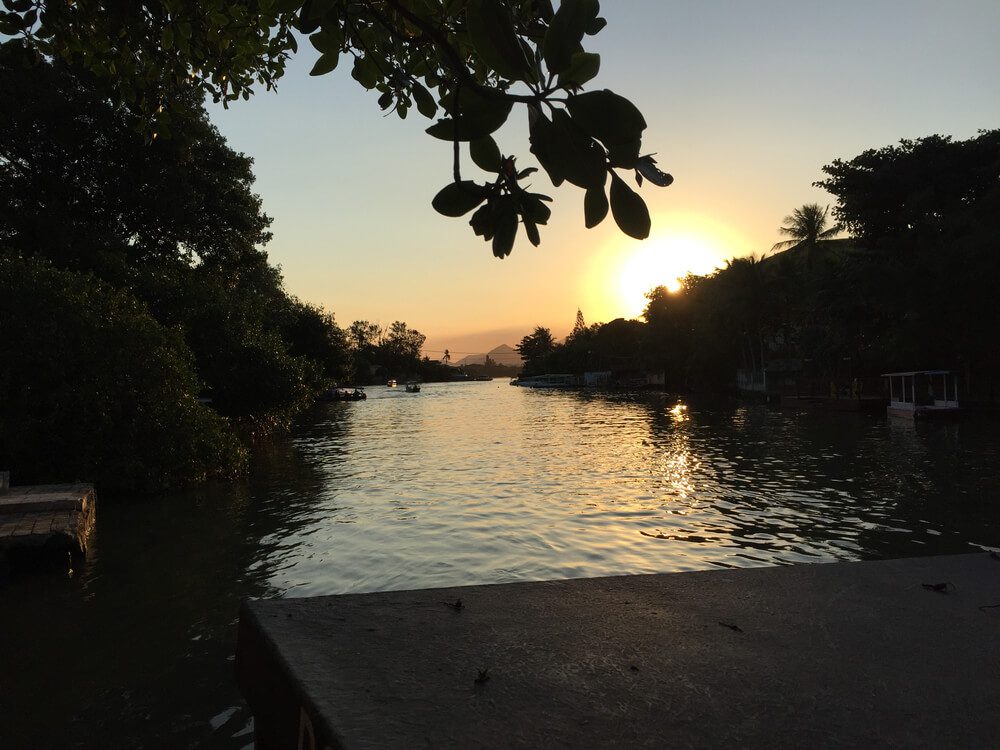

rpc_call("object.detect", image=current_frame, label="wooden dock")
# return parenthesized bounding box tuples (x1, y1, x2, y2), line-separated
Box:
(0, 482, 96, 562)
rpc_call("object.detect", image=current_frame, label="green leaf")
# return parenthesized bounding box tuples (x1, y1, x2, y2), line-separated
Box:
(466, 0, 536, 82)
(310, 27, 343, 55)
(411, 83, 438, 118)
(543, 0, 600, 74)
(492, 201, 518, 258)
(470, 136, 503, 172)
(432, 181, 489, 217)
(558, 52, 600, 88)
(309, 52, 339, 77)
(609, 172, 650, 239)
(351, 56, 380, 89)
(378, 91, 394, 110)
(584, 186, 609, 228)
(586, 17, 607, 35)
(566, 89, 646, 146)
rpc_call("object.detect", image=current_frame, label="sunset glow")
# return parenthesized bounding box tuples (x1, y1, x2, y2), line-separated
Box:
(616, 233, 725, 317)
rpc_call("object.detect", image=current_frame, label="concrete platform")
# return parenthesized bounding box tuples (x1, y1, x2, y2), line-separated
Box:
(237, 553, 1000, 749)
(0, 483, 96, 560)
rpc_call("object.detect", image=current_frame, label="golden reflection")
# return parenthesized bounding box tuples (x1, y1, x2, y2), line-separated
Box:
(669, 402, 689, 421)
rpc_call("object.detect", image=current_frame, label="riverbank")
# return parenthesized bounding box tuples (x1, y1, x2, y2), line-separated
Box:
(238, 553, 1000, 748)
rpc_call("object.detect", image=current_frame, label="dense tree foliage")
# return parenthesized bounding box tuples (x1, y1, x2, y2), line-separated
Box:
(0, 257, 248, 491)
(523, 131, 1000, 404)
(0, 45, 352, 488)
(3, 0, 673, 257)
(516, 326, 555, 371)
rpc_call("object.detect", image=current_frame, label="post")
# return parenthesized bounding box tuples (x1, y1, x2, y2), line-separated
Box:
(0, 470, 9, 492)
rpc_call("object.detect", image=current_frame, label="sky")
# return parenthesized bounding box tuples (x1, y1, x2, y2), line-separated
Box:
(209, 1, 1000, 358)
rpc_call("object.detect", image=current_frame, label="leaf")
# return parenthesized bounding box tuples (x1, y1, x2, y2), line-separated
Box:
(425, 88, 513, 141)
(378, 91, 394, 110)
(470, 202, 495, 239)
(310, 27, 343, 55)
(466, 0, 536, 82)
(411, 83, 438, 118)
(635, 155, 674, 187)
(492, 201, 518, 258)
(351, 56, 381, 89)
(310, 52, 339, 77)
(586, 17, 607, 35)
(558, 52, 600, 88)
(567, 89, 647, 147)
(528, 107, 564, 187)
(520, 193, 552, 224)
(523, 218, 541, 247)
(470, 136, 503, 172)
(547, 110, 607, 190)
(543, 0, 600, 74)
(432, 181, 489, 217)
(609, 172, 650, 239)
(584, 186, 609, 228)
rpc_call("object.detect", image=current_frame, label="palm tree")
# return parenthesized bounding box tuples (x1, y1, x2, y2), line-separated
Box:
(771, 204, 842, 255)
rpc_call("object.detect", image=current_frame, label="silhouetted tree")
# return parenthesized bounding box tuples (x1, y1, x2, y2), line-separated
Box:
(516, 326, 556, 372)
(5, 2, 673, 256)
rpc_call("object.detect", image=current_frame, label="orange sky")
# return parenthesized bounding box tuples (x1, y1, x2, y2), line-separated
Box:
(210, 1, 1000, 356)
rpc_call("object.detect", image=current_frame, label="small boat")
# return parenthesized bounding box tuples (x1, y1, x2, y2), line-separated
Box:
(319, 387, 367, 402)
(405, 382, 421, 393)
(387, 379, 397, 388)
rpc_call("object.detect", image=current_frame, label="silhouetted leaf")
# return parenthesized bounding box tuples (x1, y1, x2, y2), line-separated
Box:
(470, 136, 503, 172)
(378, 91, 393, 110)
(586, 17, 607, 35)
(426, 88, 513, 141)
(584, 186, 609, 228)
(567, 89, 646, 147)
(466, 0, 536, 82)
(558, 51, 600, 88)
(432, 181, 488, 217)
(635, 155, 673, 187)
(493, 202, 518, 258)
(548, 110, 606, 189)
(609, 172, 650, 239)
(520, 193, 552, 224)
(351, 56, 380, 89)
(528, 107, 565, 187)
(411, 83, 438, 118)
(470, 202, 495, 239)
(544, 0, 600, 74)
(523, 217, 541, 246)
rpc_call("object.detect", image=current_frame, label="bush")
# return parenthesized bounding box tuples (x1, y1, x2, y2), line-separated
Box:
(0, 256, 248, 492)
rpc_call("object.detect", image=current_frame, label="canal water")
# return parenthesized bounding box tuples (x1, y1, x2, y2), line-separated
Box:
(4, 381, 999, 747)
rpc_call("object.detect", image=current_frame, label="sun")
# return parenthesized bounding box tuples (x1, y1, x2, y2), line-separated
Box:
(617, 233, 723, 316)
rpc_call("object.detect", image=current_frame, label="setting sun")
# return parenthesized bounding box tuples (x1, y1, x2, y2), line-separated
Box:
(617, 233, 724, 317)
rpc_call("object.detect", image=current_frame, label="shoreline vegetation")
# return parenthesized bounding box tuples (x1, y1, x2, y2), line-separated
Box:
(2, 44, 997, 494)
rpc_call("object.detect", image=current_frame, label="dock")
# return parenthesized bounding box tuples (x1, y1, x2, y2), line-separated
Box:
(237, 553, 1000, 749)
(0, 482, 96, 562)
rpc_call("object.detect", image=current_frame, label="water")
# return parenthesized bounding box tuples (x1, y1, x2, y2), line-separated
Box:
(3, 382, 999, 747)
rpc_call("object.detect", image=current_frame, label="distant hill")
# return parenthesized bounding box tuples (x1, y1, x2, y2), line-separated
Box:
(454, 344, 522, 367)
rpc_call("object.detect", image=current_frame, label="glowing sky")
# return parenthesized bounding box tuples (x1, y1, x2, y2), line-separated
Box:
(209, 1, 1000, 357)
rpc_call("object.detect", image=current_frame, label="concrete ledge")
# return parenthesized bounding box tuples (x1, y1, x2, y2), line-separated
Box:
(237, 554, 1000, 749)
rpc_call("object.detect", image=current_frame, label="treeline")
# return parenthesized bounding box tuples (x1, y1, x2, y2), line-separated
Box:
(520, 130, 1000, 402)
(0, 44, 423, 492)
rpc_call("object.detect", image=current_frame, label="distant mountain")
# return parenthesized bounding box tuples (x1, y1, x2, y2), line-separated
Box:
(454, 344, 522, 367)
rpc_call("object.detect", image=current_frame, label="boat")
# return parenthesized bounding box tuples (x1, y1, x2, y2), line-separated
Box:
(513, 374, 576, 389)
(882, 370, 962, 419)
(387, 379, 397, 388)
(405, 382, 421, 393)
(318, 387, 367, 402)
